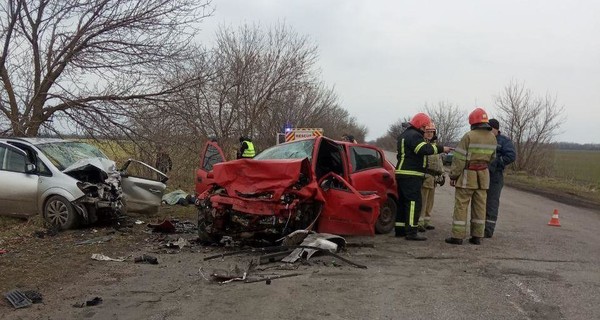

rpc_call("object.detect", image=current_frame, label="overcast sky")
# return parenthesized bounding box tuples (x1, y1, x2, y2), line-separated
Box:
(196, 0, 600, 143)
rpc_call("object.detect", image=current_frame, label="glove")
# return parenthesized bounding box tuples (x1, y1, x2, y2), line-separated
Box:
(435, 175, 445, 187)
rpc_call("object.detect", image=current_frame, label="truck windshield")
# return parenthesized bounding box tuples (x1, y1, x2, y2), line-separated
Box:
(254, 139, 315, 161)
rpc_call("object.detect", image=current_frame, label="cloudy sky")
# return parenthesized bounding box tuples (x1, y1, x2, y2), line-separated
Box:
(196, 0, 600, 143)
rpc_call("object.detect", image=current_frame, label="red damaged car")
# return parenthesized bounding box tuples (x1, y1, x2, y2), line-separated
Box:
(195, 136, 398, 241)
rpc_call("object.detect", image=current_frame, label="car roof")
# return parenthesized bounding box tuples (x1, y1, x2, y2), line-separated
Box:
(0, 137, 72, 145)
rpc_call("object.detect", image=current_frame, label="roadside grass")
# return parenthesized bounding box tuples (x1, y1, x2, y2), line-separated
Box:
(552, 150, 600, 188)
(505, 171, 600, 209)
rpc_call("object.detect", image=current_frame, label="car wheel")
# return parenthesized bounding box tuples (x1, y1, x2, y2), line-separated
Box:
(44, 195, 78, 230)
(375, 197, 397, 234)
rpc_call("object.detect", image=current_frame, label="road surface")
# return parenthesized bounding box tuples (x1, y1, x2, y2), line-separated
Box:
(1, 168, 599, 319)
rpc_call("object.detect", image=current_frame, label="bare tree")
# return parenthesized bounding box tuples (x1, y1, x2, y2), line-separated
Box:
(425, 101, 467, 146)
(494, 81, 566, 174)
(0, 0, 212, 137)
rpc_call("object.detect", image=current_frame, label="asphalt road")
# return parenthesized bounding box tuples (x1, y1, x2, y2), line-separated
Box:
(2, 178, 598, 320)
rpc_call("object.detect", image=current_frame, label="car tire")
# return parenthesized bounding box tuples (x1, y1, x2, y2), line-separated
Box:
(375, 197, 397, 234)
(44, 195, 78, 230)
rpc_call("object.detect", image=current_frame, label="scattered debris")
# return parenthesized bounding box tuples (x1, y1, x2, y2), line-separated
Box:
(23, 290, 43, 304)
(0, 249, 7, 254)
(244, 273, 301, 284)
(148, 219, 196, 234)
(91, 253, 126, 262)
(135, 220, 144, 225)
(165, 237, 189, 249)
(282, 233, 346, 263)
(134, 254, 159, 265)
(32, 228, 59, 239)
(73, 297, 103, 308)
(4, 289, 32, 309)
(75, 236, 113, 246)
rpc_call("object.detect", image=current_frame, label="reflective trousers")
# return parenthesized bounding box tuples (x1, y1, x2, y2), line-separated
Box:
(451, 187, 486, 239)
(419, 187, 435, 227)
(485, 171, 504, 237)
(395, 175, 424, 236)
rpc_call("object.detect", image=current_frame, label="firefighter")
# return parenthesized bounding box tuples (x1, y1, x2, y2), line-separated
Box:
(238, 136, 256, 159)
(395, 113, 451, 241)
(485, 118, 516, 238)
(446, 108, 497, 245)
(418, 122, 445, 232)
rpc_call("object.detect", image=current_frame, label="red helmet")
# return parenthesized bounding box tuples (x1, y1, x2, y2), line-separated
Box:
(469, 107, 489, 125)
(409, 113, 432, 129)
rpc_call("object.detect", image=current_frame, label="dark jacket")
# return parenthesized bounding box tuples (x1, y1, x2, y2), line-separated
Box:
(489, 133, 516, 174)
(395, 127, 444, 177)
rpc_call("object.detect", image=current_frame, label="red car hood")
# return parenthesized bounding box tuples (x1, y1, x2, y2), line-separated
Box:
(211, 158, 317, 200)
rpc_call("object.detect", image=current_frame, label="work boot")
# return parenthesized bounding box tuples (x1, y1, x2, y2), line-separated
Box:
(425, 225, 435, 230)
(405, 233, 427, 241)
(469, 237, 482, 245)
(445, 237, 463, 245)
(484, 231, 493, 238)
(417, 225, 426, 233)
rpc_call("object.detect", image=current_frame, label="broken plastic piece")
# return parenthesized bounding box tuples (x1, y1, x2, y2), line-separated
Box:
(91, 253, 125, 262)
(147, 220, 176, 233)
(73, 297, 103, 308)
(134, 254, 158, 264)
(23, 290, 43, 304)
(4, 290, 32, 309)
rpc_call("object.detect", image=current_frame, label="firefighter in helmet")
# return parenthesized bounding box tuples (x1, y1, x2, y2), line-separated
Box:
(395, 113, 452, 241)
(446, 107, 497, 245)
(418, 122, 445, 232)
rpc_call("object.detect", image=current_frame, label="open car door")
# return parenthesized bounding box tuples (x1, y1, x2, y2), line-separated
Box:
(195, 141, 226, 196)
(120, 159, 167, 215)
(317, 173, 380, 236)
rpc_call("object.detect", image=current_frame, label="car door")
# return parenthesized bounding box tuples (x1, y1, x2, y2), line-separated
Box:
(347, 145, 394, 200)
(195, 141, 226, 196)
(317, 172, 380, 236)
(120, 159, 167, 215)
(0, 142, 39, 216)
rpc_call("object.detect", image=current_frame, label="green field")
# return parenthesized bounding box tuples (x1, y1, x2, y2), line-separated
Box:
(552, 150, 600, 188)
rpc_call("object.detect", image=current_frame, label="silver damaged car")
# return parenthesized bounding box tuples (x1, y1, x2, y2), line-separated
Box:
(0, 138, 167, 229)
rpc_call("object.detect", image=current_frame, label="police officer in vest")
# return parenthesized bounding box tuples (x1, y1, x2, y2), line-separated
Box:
(395, 113, 452, 241)
(446, 108, 497, 245)
(238, 136, 256, 159)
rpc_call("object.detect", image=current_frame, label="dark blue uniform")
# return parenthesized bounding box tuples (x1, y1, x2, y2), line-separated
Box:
(485, 133, 516, 237)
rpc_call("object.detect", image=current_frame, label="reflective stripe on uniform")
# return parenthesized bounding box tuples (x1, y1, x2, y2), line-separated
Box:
(452, 220, 467, 225)
(414, 141, 427, 154)
(486, 220, 496, 224)
(409, 201, 416, 227)
(471, 219, 486, 224)
(395, 139, 406, 174)
(395, 222, 406, 227)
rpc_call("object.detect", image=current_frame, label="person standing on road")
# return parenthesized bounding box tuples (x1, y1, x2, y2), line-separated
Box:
(446, 107, 497, 245)
(418, 122, 445, 232)
(485, 118, 516, 238)
(238, 136, 256, 159)
(395, 113, 451, 241)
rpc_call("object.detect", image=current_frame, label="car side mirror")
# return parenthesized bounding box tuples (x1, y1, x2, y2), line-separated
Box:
(25, 163, 37, 174)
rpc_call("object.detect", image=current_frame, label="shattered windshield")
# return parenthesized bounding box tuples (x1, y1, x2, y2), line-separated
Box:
(37, 141, 108, 171)
(254, 139, 315, 161)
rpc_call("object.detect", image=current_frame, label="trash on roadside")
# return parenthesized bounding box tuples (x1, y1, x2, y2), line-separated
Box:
(0, 249, 7, 254)
(32, 227, 58, 239)
(282, 233, 346, 263)
(4, 289, 32, 309)
(135, 220, 144, 225)
(73, 297, 103, 308)
(134, 254, 159, 265)
(23, 290, 43, 304)
(91, 253, 125, 262)
(147, 220, 176, 233)
(75, 236, 113, 246)
(166, 237, 189, 249)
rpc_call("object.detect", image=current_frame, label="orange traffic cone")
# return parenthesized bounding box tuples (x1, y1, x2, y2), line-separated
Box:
(548, 209, 561, 227)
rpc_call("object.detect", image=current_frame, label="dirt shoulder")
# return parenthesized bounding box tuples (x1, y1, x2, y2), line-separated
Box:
(505, 174, 600, 212)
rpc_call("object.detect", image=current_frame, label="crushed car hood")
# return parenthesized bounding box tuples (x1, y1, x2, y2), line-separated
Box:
(63, 157, 120, 186)
(211, 158, 317, 200)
